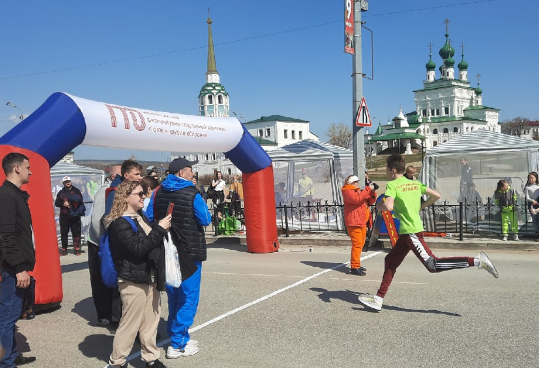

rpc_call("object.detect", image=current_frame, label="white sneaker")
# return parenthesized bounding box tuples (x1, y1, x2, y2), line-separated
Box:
(358, 295, 383, 312)
(166, 344, 199, 359)
(477, 251, 499, 279)
(502, 236, 507, 241)
(187, 339, 198, 347)
(514, 234, 519, 241)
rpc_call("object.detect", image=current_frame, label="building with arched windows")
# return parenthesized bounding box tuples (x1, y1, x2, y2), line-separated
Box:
(369, 20, 501, 154)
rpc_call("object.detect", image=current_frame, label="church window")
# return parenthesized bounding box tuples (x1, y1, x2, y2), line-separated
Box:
(292, 130, 296, 140)
(443, 128, 449, 133)
(258, 129, 263, 137)
(227, 168, 232, 175)
(430, 109, 435, 116)
(433, 141, 438, 146)
(433, 129, 438, 134)
(453, 127, 459, 133)
(466, 127, 469, 132)
(436, 109, 440, 116)
(212, 153, 217, 160)
(299, 131, 303, 140)
(284, 129, 288, 139)
(266, 128, 271, 137)
(422, 109, 427, 117)
(426, 128, 429, 133)
(218, 95, 223, 104)
(205, 154, 209, 160)
(445, 107, 449, 115)
(208, 95, 213, 104)
(194, 155, 198, 161)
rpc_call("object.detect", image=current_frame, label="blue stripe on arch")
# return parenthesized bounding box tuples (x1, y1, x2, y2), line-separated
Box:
(0, 92, 85, 167)
(225, 124, 271, 173)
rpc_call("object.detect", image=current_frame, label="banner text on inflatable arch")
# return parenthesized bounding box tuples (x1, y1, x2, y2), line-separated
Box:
(69, 94, 243, 153)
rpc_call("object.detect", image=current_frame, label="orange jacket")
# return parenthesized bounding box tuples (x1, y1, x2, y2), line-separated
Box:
(342, 184, 376, 227)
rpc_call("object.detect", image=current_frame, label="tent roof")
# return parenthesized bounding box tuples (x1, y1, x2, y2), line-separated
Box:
(426, 130, 539, 156)
(370, 132, 425, 141)
(50, 161, 105, 177)
(268, 139, 352, 161)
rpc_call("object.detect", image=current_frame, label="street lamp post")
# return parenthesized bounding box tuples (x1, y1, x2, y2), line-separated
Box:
(6, 102, 24, 121)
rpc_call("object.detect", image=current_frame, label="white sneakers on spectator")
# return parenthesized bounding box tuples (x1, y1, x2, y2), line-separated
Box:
(166, 340, 199, 358)
(502, 236, 508, 241)
(514, 234, 519, 241)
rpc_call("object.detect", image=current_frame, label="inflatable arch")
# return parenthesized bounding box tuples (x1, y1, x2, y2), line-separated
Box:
(0, 92, 280, 307)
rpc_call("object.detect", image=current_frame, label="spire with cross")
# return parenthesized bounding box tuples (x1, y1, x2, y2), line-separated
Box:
(476, 73, 481, 85)
(444, 18, 450, 33)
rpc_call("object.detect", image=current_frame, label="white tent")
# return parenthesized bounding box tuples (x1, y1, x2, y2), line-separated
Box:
(268, 139, 353, 206)
(50, 162, 106, 243)
(421, 130, 539, 203)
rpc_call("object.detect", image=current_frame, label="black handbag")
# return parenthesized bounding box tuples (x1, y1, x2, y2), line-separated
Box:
(206, 186, 215, 199)
(20, 276, 36, 320)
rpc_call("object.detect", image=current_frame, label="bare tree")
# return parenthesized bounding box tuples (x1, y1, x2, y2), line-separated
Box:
(501, 117, 530, 137)
(326, 123, 352, 149)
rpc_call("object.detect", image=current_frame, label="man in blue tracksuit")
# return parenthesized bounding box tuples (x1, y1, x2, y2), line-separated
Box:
(147, 157, 211, 358)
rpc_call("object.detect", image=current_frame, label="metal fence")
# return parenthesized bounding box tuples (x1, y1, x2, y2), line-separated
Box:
(209, 198, 538, 240)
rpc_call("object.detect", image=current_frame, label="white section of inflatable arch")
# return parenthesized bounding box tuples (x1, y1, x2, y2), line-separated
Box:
(69, 94, 244, 153)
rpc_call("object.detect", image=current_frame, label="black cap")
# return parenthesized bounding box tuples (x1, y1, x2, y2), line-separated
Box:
(169, 157, 198, 174)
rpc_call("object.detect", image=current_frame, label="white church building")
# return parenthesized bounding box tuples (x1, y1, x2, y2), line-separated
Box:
(369, 20, 500, 154)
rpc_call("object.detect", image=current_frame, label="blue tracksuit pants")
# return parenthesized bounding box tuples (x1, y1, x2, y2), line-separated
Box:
(166, 260, 202, 349)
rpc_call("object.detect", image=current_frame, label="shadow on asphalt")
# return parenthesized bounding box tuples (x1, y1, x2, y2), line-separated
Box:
(301, 261, 348, 274)
(78, 333, 114, 362)
(15, 326, 31, 353)
(61, 261, 89, 274)
(72, 297, 97, 325)
(310, 287, 361, 304)
(207, 238, 248, 253)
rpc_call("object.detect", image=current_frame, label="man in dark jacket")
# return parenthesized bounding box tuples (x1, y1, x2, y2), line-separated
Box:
(0, 152, 37, 366)
(55, 176, 85, 255)
(147, 157, 211, 359)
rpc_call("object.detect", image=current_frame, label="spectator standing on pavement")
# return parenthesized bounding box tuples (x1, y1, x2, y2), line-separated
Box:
(358, 154, 499, 312)
(228, 174, 244, 217)
(86, 165, 120, 327)
(298, 169, 314, 198)
(192, 176, 206, 201)
(493, 179, 519, 241)
(105, 181, 171, 368)
(140, 176, 159, 213)
(0, 153, 37, 366)
(55, 176, 85, 256)
(342, 175, 377, 276)
(524, 172, 539, 232)
(210, 171, 226, 206)
(147, 157, 212, 359)
(404, 165, 416, 180)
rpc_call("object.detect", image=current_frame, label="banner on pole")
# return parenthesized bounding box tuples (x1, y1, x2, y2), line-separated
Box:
(355, 97, 372, 127)
(344, 0, 354, 54)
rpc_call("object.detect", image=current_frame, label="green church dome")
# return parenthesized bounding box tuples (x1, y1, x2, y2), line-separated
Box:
(438, 33, 455, 60)
(198, 82, 229, 97)
(458, 52, 468, 70)
(475, 86, 482, 95)
(426, 55, 436, 71)
(444, 56, 455, 67)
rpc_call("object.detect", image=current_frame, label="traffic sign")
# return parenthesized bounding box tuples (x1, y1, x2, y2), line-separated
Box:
(355, 97, 372, 127)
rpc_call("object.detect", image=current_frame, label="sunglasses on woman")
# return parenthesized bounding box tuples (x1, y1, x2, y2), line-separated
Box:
(131, 191, 145, 198)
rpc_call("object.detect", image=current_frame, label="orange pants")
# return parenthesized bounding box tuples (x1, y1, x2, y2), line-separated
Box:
(348, 226, 367, 269)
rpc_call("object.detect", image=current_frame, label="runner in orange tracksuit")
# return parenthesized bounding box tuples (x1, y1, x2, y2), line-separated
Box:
(342, 175, 377, 276)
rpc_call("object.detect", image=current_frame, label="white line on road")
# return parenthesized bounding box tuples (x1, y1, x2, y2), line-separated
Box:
(103, 251, 383, 367)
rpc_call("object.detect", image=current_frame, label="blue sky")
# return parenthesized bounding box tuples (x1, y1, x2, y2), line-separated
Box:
(1, 0, 537, 161)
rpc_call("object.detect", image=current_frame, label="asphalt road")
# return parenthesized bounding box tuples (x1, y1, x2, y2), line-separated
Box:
(16, 244, 539, 368)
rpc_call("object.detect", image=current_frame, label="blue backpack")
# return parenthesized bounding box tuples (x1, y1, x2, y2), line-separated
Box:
(98, 216, 138, 288)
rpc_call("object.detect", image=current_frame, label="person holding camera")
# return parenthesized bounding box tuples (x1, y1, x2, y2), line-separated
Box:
(342, 174, 377, 276)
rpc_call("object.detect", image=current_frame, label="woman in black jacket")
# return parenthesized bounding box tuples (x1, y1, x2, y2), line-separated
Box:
(104, 181, 171, 368)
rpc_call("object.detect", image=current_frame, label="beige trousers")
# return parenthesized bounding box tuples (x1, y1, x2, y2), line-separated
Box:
(109, 280, 161, 366)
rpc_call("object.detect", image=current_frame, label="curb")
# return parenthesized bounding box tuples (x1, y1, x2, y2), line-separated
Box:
(206, 235, 539, 251)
